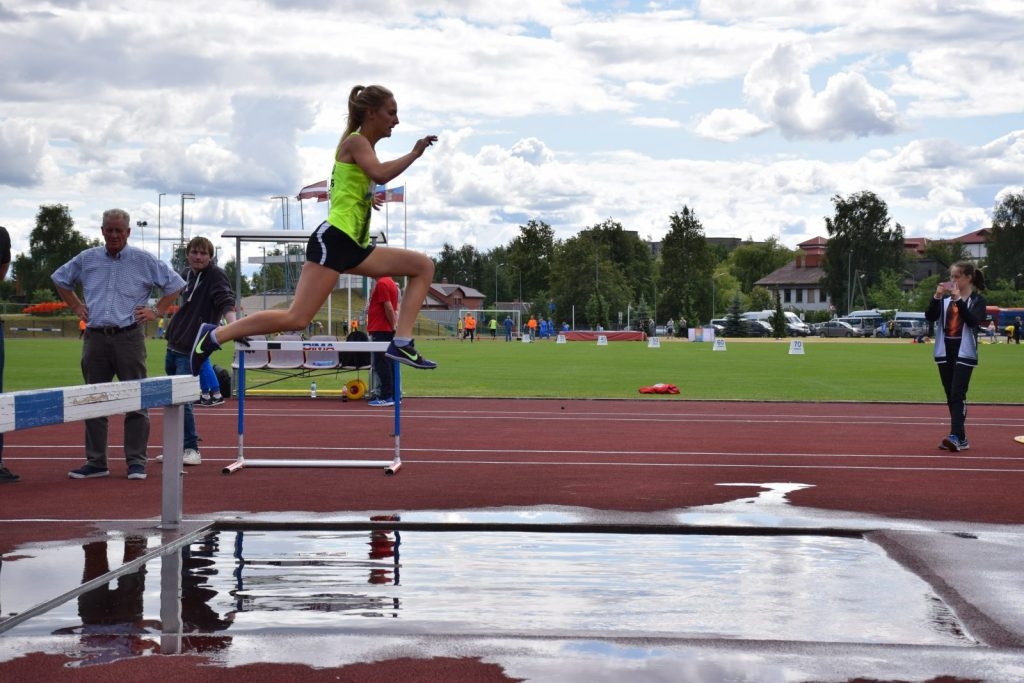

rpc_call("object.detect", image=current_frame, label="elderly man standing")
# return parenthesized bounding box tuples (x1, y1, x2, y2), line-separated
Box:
(53, 209, 185, 480)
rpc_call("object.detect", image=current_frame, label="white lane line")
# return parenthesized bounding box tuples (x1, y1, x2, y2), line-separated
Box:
(227, 408, 1021, 428)
(10, 444, 1024, 461)
(404, 459, 1024, 473)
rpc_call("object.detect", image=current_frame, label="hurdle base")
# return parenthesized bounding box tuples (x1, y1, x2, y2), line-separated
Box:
(222, 458, 400, 475)
(221, 459, 246, 475)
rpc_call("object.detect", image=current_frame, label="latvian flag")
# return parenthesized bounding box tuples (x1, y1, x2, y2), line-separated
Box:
(374, 185, 406, 203)
(296, 180, 328, 202)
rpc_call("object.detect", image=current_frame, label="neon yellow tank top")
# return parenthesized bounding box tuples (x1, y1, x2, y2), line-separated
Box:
(328, 137, 374, 247)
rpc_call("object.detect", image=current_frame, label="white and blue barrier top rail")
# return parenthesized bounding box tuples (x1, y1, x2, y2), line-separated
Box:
(241, 339, 390, 352)
(0, 376, 200, 433)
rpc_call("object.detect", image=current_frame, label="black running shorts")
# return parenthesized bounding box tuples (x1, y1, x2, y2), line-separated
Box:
(306, 221, 375, 273)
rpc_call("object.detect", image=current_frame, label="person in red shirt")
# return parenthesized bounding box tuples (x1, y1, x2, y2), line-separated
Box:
(367, 276, 399, 406)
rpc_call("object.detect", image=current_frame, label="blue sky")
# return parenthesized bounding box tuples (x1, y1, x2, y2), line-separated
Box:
(1, 0, 1022, 273)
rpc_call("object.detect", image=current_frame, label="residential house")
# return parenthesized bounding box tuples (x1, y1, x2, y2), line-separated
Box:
(755, 228, 989, 314)
(754, 237, 832, 313)
(422, 279, 486, 311)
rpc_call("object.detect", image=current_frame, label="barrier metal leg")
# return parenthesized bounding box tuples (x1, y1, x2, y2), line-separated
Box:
(160, 403, 185, 528)
(385, 359, 402, 475)
(222, 350, 246, 475)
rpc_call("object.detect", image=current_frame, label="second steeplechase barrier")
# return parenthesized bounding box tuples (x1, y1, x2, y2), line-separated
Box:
(222, 338, 403, 476)
(0, 375, 200, 528)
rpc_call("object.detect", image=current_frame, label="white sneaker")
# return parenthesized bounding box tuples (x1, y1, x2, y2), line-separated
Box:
(154, 454, 164, 462)
(182, 448, 202, 466)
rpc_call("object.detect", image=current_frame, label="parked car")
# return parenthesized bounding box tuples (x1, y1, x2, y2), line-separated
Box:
(744, 319, 773, 337)
(742, 310, 812, 337)
(892, 319, 927, 338)
(785, 319, 811, 337)
(819, 320, 860, 338)
(836, 316, 875, 337)
(710, 318, 769, 337)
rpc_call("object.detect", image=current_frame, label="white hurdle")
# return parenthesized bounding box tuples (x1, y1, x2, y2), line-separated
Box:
(0, 375, 200, 529)
(221, 339, 403, 476)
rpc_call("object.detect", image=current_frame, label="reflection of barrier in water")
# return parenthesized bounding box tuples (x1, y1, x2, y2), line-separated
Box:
(222, 339, 402, 476)
(229, 519, 402, 616)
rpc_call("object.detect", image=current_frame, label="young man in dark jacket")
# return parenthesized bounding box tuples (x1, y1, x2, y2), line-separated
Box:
(162, 237, 237, 466)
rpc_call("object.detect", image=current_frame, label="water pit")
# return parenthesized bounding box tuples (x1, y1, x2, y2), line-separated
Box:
(1, 523, 974, 651)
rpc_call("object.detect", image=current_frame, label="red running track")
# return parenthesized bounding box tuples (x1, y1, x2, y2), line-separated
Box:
(3, 397, 1024, 682)
(3, 397, 1024, 532)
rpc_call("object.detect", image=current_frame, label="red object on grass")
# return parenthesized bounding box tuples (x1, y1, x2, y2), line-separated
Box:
(639, 383, 679, 394)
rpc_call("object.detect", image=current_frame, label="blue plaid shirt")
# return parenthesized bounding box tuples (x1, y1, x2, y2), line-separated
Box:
(52, 245, 185, 328)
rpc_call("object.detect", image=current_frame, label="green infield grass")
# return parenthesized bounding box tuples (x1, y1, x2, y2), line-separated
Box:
(5, 336, 1021, 403)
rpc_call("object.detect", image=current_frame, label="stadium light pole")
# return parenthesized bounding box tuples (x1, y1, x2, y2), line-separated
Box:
(847, 249, 854, 314)
(261, 246, 268, 311)
(495, 262, 504, 307)
(271, 195, 289, 229)
(179, 193, 195, 268)
(135, 220, 148, 251)
(157, 192, 166, 261)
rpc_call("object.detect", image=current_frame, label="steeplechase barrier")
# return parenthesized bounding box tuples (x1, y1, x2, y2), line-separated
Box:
(222, 339, 403, 476)
(0, 375, 200, 528)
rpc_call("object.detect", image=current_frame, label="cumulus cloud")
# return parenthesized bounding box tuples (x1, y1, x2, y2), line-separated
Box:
(693, 108, 771, 142)
(890, 45, 1024, 118)
(0, 1, 1019, 259)
(130, 95, 316, 197)
(690, 43, 904, 143)
(924, 207, 989, 239)
(0, 119, 45, 187)
(509, 137, 555, 165)
(631, 117, 682, 130)
(743, 43, 903, 140)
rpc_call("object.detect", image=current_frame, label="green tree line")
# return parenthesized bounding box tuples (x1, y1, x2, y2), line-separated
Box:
(8, 191, 1024, 330)
(437, 191, 1024, 330)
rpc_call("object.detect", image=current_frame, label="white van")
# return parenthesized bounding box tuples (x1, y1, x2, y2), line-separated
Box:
(843, 310, 885, 334)
(742, 310, 811, 336)
(894, 311, 927, 324)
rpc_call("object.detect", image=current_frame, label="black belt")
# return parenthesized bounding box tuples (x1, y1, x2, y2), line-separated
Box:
(88, 323, 139, 335)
